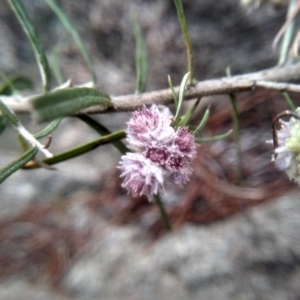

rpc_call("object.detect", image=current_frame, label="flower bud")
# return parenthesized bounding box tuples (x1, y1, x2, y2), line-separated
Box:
(271, 109, 300, 184)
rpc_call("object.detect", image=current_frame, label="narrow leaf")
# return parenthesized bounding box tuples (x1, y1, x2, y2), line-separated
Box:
(193, 106, 210, 136)
(30, 87, 112, 122)
(0, 98, 20, 126)
(49, 48, 64, 85)
(283, 92, 296, 111)
(173, 0, 194, 84)
(174, 72, 190, 124)
(195, 129, 233, 143)
(0, 73, 33, 95)
(34, 118, 62, 139)
(77, 115, 129, 154)
(45, 0, 96, 84)
(168, 75, 178, 108)
(0, 71, 16, 95)
(0, 114, 7, 135)
(131, 11, 148, 94)
(0, 146, 38, 184)
(178, 98, 201, 127)
(8, 0, 51, 91)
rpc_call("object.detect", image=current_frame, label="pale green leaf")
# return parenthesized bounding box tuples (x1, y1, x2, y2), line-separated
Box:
(45, 0, 96, 84)
(178, 98, 201, 127)
(34, 118, 62, 139)
(131, 11, 148, 94)
(0, 146, 38, 184)
(196, 129, 233, 143)
(8, 0, 51, 91)
(49, 48, 64, 85)
(0, 74, 33, 95)
(31, 87, 112, 122)
(193, 107, 210, 136)
(283, 92, 296, 111)
(174, 72, 190, 124)
(0, 72, 33, 95)
(0, 98, 21, 127)
(0, 114, 7, 135)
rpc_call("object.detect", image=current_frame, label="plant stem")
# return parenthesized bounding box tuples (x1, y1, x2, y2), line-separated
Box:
(154, 193, 172, 231)
(23, 130, 126, 169)
(173, 0, 194, 84)
(77, 115, 129, 154)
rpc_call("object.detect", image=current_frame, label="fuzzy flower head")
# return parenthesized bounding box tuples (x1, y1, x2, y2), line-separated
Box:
(271, 108, 300, 185)
(119, 105, 197, 200)
(126, 105, 175, 150)
(119, 153, 164, 199)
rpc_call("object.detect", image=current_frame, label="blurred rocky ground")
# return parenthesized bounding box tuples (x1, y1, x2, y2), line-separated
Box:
(1, 0, 300, 299)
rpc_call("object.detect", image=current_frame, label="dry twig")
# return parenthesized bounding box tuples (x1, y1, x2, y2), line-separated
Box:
(2, 63, 300, 115)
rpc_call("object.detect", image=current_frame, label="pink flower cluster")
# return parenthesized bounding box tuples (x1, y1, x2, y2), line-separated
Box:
(118, 105, 197, 200)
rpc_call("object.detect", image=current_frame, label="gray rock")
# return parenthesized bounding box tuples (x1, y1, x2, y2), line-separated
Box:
(0, 280, 70, 300)
(64, 191, 300, 300)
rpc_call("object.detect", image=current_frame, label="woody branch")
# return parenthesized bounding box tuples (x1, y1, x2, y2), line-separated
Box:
(3, 63, 300, 115)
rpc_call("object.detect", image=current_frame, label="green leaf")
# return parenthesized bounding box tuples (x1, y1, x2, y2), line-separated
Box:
(23, 130, 126, 168)
(168, 75, 178, 108)
(34, 118, 62, 139)
(0, 114, 7, 135)
(77, 115, 129, 154)
(0, 71, 15, 95)
(0, 98, 21, 127)
(193, 106, 210, 136)
(30, 87, 112, 122)
(131, 11, 148, 94)
(178, 98, 201, 127)
(174, 72, 190, 124)
(49, 48, 64, 85)
(45, 0, 96, 84)
(283, 92, 296, 111)
(8, 0, 51, 92)
(0, 74, 33, 95)
(195, 129, 233, 143)
(173, 0, 194, 84)
(0, 146, 38, 184)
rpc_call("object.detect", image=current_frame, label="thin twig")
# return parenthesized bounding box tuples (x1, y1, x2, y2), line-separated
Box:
(3, 63, 300, 115)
